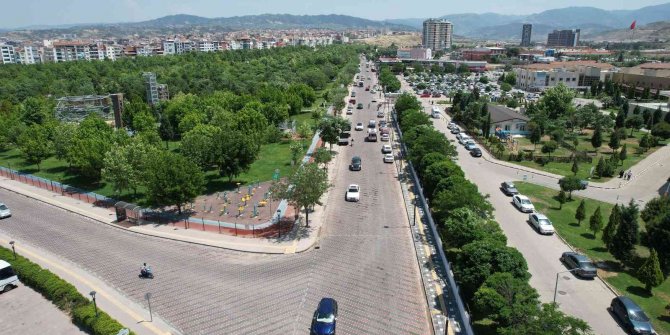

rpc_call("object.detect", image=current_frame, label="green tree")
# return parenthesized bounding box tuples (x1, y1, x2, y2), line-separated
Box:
(180, 124, 221, 170)
(67, 115, 115, 179)
(318, 117, 349, 150)
(290, 141, 304, 166)
(279, 163, 330, 228)
(589, 206, 603, 238)
(499, 303, 592, 335)
(575, 200, 586, 225)
(626, 115, 644, 136)
(213, 129, 260, 181)
(312, 147, 332, 170)
(432, 175, 493, 220)
(618, 144, 627, 163)
(441, 208, 506, 249)
(144, 151, 205, 215)
(557, 190, 567, 209)
(102, 145, 135, 195)
(473, 272, 539, 327)
(423, 160, 464, 199)
(610, 200, 640, 263)
(637, 249, 665, 293)
(541, 140, 558, 158)
(646, 203, 670, 273)
(539, 83, 575, 119)
(641, 197, 670, 223)
(500, 82, 512, 92)
(591, 126, 602, 150)
(651, 122, 670, 140)
(571, 160, 579, 176)
(603, 204, 621, 250)
(404, 126, 457, 162)
(17, 124, 51, 171)
(528, 122, 542, 151)
(51, 122, 77, 162)
(559, 175, 582, 200)
(608, 130, 620, 153)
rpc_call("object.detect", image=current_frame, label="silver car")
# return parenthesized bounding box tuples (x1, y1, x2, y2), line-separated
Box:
(0, 203, 11, 219)
(529, 213, 555, 235)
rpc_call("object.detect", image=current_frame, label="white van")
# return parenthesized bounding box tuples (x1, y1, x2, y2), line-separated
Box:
(431, 106, 441, 119)
(0, 260, 19, 292)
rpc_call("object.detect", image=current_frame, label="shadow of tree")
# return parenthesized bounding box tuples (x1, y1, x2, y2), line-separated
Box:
(580, 232, 596, 239)
(626, 285, 653, 298)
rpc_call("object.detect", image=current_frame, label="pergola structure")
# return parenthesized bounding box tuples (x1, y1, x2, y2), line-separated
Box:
(55, 95, 113, 123)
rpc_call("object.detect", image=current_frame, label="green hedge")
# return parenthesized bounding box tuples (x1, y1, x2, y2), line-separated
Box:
(0, 247, 135, 335)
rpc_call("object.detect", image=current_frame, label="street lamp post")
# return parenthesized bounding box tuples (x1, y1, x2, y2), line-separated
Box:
(89, 291, 98, 317)
(553, 269, 581, 303)
(276, 209, 282, 238)
(9, 241, 15, 259)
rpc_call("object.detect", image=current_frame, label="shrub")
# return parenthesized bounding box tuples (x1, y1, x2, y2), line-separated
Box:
(0, 247, 133, 335)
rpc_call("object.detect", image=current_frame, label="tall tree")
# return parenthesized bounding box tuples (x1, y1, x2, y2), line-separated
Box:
(557, 190, 567, 209)
(637, 249, 664, 293)
(67, 114, 115, 179)
(213, 129, 260, 181)
(571, 160, 579, 176)
(618, 144, 628, 163)
(275, 163, 330, 228)
(610, 200, 640, 263)
(575, 200, 586, 225)
(499, 303, 592, 335)
(17, 124, 51, 171)
(591, 126, 602, 151)
(559, 175, 583, 200)
(603, 204, 621, 250)
(473, 272, 540, 328)
(144, 151, 204, 215)
(589, 206, 603, 238)
(608, 131, 620, 153)
(180, 124, 221, 170)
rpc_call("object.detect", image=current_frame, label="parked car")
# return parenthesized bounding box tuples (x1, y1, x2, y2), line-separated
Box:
(512, 195, 535, 213)
(464, 142, 477, 151)
(560, 252, 597, 278)
(380, 133, 390, 141)
(346, 107, 353, 115)
(529, 213, 555, 235)
(311, 298, 338, 335)
(356, 103, 364, 109)
(0, 203, 10, 219)
(350, 91, 356, 97)
(377, 111, 384, 118)
(420, 93, 431, 98)
(450, 127, 460, 134)
(384, 153, 394, 163)
(378, 120, 387, 128)
(345, 184, 360, 202)
(500, 181, 519, 196)
(610, 296, 656, 335)
(382, 145, 392, 154)
(349, 156, 362, 171)
(355, 122, 364, 131)
(371, 98, 377, 103)
(470, 147, 482, 157)
(349, 98, 356, 104)
(0, 260, 20, 293)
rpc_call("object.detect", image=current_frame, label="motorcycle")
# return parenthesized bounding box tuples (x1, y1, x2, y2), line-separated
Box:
(139, 266, 154, 279)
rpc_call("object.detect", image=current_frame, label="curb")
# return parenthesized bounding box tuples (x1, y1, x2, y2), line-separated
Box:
(0, 181, 305, 255)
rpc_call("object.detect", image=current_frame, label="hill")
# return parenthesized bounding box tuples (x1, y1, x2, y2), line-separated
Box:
(583, 21, 670, 42)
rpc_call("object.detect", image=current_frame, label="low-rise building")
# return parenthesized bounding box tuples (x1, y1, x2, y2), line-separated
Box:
(488, 104, 530, 136)
(514, 60, 616, 91)
(612, 62, 670, 93)
(396, 47, 432, 60)
(461, 47, 505, 61)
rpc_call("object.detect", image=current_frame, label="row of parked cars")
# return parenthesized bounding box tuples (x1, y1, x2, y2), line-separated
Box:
(500, 181, 656, 334)
(449, 122, 482, 158)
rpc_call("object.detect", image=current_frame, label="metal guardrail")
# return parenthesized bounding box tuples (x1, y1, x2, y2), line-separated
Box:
(393, 114, 474, 335)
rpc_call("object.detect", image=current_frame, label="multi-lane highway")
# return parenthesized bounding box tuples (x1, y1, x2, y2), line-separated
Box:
(0, 59, 431, 335)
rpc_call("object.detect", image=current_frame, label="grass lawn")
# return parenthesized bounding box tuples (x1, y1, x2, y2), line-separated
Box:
(515, 182, 670, 334)
(494, 129, 667, 182)
(0, 141, 297, 206)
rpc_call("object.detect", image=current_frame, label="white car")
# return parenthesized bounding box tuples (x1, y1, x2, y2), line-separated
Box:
(384, 153, 394, 163)
(355, 122, 364, 131)
(346, 108, 353, 115)
(513, 195, 535, 213)
(0, 203, 10, 219)
(346, 184, 360, 202)
(529, 213, 555, 235)
(380, 133, 390, 141)
(381, 145, 392, 154)
(377, 111, 384, 118)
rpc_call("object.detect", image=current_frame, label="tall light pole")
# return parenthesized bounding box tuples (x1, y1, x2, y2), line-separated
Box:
(9, 241, 15, 259)
(89, 291, 98, 317)
(553, 269, 580, 303)
(276, 209, 282, 238)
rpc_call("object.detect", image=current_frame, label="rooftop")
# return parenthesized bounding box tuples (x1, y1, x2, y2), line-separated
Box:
(521, 60, 615, 71)
(488, 104, 530, 123)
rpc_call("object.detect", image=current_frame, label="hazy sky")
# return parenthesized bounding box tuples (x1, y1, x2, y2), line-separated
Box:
(4, 0, 668, 28)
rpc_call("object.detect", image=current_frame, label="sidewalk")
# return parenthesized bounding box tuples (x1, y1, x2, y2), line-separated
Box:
(0, 175, 323, 255)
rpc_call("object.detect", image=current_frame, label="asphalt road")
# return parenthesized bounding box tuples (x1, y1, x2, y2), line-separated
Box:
(0, 59, 431, 335)
(403, 81, 626, 334)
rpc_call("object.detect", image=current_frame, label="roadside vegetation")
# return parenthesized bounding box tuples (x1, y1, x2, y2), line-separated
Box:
(0, 246, 133, 335)
(0, 45, 362, 211)
(516, 182, 670, 334)
(394, 93, 591, 334)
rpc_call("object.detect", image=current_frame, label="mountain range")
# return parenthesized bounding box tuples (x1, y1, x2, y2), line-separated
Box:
(386, 3, 670, 41)
(3, 3, 670, 42)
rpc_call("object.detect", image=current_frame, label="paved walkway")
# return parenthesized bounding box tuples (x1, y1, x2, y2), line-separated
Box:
(0, 176, 324, 254)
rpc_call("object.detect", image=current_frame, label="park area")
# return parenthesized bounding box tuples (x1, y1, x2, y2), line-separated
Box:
(516, 182, 670, 334)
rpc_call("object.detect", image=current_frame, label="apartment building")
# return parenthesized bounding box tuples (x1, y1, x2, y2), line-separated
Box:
(520, 24, 532, 47)
(1, 44, 17, 64)
(422, 19, 453, 51)
(547, 29, 580, 47)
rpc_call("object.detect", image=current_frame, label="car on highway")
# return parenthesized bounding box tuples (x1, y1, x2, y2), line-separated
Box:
(500, 181, 519, 196)
(528, 213, 555, 235)
(609, 296, 656, 335)
(512, 195, 535, 213)
(0, 203, 10, 219)
(368, 120, 376, 128)
(311, 298, 338, 335)
(470, 147, 482, 157)
(345, 184, 360, 202)
(382, 144, 392, 154)
(560, 252, 597, 279)
(349, 156, 362, 171)
(380, 133, 390, 142)
(356, 103, 364, 109)
(355, 122, 364, 131)
(338, 132, 349, 145)
(384, 153, 394, 163)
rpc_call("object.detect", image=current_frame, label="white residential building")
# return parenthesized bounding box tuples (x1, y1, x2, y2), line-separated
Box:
(1, 44, 17, 64)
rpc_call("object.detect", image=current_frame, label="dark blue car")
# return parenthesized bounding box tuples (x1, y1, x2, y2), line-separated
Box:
(311, 298, 338, 335)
